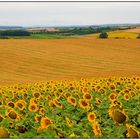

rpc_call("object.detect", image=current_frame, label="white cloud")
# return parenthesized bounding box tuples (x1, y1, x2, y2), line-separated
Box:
(0, 2, 140, 26)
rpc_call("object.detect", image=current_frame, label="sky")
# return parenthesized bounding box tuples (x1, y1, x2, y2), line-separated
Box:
(0, 2, 140, 27)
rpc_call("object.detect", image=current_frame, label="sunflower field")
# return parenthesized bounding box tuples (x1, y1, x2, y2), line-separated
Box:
(0, 77, 140, 138)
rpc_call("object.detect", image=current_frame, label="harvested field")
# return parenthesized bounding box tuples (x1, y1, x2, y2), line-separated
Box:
(86, 31, 139, 39)
(0, 39, 140, 85)
(125, 27, 140, 33)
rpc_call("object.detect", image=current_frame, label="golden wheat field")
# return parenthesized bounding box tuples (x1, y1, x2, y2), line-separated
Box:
(0, 38, 140, 85)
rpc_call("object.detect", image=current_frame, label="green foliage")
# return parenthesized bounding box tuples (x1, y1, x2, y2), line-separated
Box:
(137, 34, 140, 39)
(0, 30, 31, 36)
(99, 32, 108, 39)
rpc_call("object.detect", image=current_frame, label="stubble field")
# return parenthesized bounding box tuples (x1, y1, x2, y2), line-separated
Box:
(0, 38, 140, 85)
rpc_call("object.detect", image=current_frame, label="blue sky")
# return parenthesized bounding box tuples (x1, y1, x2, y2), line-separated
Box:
(0, 2, 140, 26)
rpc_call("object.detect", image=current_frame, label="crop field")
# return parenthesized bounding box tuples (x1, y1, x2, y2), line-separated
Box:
(125, 27, 140, 33)
(0, 77, 140, 138)
(0, 39, 140, 85)
(86, 31, 139, 39)
(0, 38, 140, 138)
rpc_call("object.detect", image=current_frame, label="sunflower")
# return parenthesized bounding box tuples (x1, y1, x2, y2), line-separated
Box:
(129, 91, 136, 97)
(109, 109, 128, 124)
(35, 115, 42, 123)
(28, 103, 38, 112)
(64, 93, 71, 98)
(123, 93, 130, 100)
(58, 88, 63, 93)
(87, 112, 97, 123)
(67, 96, 77, 107)
(126, 124, 139, 138)
(33, 92, 40, 98)
(0, 100, 3, 106)
(92, 121, 102, 136)
(7, 102, 15, 108)
(38, 95, 43, 100)
(40, 117, 52, 129)
(111, 100, 122, 108)
(0, 115, 3, 122)
(110, 84, 116, 90)
(95, 98, 102, 105)
(15, 100, 26, 111)
(83, 93, 93, 101)
(134, 85, 140, 90)
(53, 99, 63, 109)
(16, 125, 27, 133)
(7, 110, 18, 120)
(23, 93, 28, 99)
(48, 100, 55, 107)
(39, 108, 46, 115)
(79, 99, 90, 110)
(45, 95, 51, 101)
(65, 117, 73, 128)
(0, 127, 10, 138)
(82, 87, 89, 94)
(30, 98, 37, 104)
(109, 93, 117, 101)
(37, 127, 45, 134)
(99, 88, 106, 95)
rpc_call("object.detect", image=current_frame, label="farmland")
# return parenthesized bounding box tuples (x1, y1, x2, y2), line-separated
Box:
(86, 31, 140, 39)
(0, 39, 140, 85)
(0, 37, 140, 138)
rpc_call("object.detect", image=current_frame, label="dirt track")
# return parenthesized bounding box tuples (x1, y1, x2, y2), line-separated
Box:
(0, 38, 140, 85)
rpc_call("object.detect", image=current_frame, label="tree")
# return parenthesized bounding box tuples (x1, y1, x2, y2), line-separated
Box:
(137, 34, 140, 39)
(99, 32, 108, 39)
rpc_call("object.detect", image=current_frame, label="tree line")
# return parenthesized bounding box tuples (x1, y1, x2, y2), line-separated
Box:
(0, 30, 31, 37)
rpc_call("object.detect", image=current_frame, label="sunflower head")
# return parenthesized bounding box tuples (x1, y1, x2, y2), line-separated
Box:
(30, 98, 37, 104)
(79, 99, 90, 110)
(40, 117, 52, 129)
(87, 112, 97, 123)
(0, 127, 10, 138)
(109, 93, 117, 101)
(67, 96, 77, 107)
(45, 95, 51, 101)
(28, 103, 38, 112)
(48, 100, 55, 107)
(110, 84, 116, 90)
(123, 93, 130, 100)
(111, 100, 122, 108)
(83, 93, 93, 101)
(64, 93, 71, 98)
(0, 100, 2, 106)
(95, 98, 102, 105)
(53, 99, 63, 109)
(126, 124, 139, 138)
(92, 121, 102, 137)
(129, 91, 136, 97)
(35, 115, 42, 123)
(15, 100, 26, 111)
(33, 92, 40, 98)
(39, 108, 46, 115)
(7, 102, 15, 108)
(82, 87, 89, 94)
(0, 115, 3, 122)
(65, 117, 73, 128)
(7, 109, 18, 120)
(37, 127, 45, 134)
(109, 109, 128, 124)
